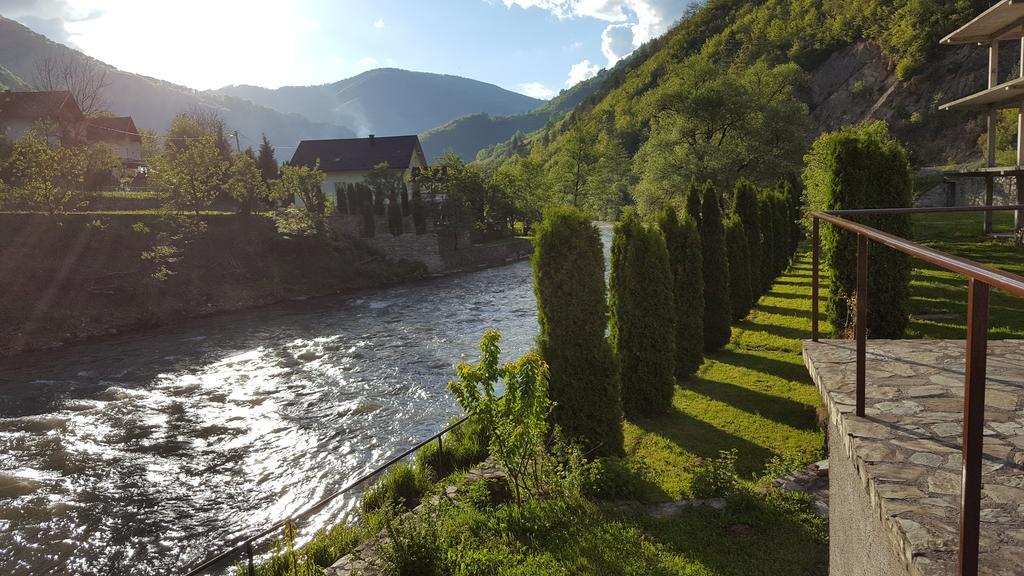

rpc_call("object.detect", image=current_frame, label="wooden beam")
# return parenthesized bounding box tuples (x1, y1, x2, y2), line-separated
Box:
(991, 40, 1001, 88)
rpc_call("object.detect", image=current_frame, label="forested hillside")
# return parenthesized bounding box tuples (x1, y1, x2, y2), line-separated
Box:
(420, 70, 608, 161)
(477, 0, 991, 219)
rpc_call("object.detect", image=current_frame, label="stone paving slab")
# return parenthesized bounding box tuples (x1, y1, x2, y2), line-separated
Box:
(803, 339, 1024, 576)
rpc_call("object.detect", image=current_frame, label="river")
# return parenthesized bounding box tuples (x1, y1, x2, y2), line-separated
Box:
(0, 225, 611, 575)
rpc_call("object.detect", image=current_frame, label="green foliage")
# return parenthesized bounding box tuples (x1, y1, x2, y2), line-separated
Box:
(630, 57, 809, 218)
(581, 457, 655, 501)
(362, 462, 434, 514)
(803, 121, 913, 338)
(225, 152, 268, 214)
(448, 330, 551, 508)
(3, 129, 86, 215)
(82, 142, 121, 192)
(610, 210, 676, 417)
(489, 155, 550, 232)
(366, 162, 405, 218)
(699, 183, 731, 352)
(378, 504, 447, 576)
(657, 208, 704, 378)
(532, 207, 623, 457)
(724, 215, 753, 321)
(271, 163, 326, 217)
(690, 449, 742, 499)
(235, 520, 364, 576)
(732, 178, 762, 299)
(150, 134, 228, 215)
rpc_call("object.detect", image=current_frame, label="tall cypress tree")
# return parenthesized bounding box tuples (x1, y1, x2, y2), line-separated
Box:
(257, 134, 278, 182)
(684, 178, 702, 228)
(611, 211, 676, 417)
(732, 179, 762, 300)
(725, 215, 753, 321)
(533, 207, 623, 456)
(758, 191, 776, 292)
(658, 208, 704, 378)
(700, 183, 731, 351)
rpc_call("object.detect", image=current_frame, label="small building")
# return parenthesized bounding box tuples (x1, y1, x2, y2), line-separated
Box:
(85, 116, 143, 169)
(0, 90, 85, 146)
(288, 134, 428, 208)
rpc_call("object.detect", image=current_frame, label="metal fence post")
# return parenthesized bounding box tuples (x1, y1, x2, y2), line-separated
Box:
(812, 217, 820, 342)
(855, 233, 868, 418)
(246, 540, 255, 576)
(959, 278, 989, 576)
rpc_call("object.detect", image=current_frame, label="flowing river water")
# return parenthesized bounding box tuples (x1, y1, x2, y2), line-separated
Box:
(0, 226, 611, 575)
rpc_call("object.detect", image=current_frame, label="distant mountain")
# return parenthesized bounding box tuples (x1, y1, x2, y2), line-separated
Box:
(0, 16, 353, 149)
(420, 71, 608, 162)
(212, 69, 544, 138)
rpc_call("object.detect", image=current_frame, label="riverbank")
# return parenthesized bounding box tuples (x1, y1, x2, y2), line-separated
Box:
(0, 213, 531, 357)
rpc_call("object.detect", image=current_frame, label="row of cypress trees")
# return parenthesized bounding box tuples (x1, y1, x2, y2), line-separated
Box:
(532, 180, 803, 456)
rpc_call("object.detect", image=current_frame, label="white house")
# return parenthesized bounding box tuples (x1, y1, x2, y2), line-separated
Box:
(288, 134, 428, 209)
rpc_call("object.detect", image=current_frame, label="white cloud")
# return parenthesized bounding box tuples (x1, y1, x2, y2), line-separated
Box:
(503, 0, 688, 65)
(566, 59, 599, 87)
(358, 56, 379, 67)
(601, 23, 633, 64)
(373, 18, 385, 29)
(519, 82, 557, 99)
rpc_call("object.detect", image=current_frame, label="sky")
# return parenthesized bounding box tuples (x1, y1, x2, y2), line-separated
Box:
(0, 0, 690, 98)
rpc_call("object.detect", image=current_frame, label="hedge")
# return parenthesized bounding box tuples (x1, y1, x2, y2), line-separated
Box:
(758, 191, 776, 294)
(725, 215, 753, 321)
(610, 211, 676, 417)
(658, 208, 704, 378)
(803, 121, 913, 338)
(684, 178, 703, 228)
(533, 207, 624, 456)
(700, 182, 731, 351)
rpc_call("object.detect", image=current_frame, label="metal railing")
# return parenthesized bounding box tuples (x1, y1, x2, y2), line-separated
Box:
(810, 204, 1024, 576)
(181, 414, 469, 576)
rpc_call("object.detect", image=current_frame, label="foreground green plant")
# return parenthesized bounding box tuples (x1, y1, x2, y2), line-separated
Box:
(448, 330, 551, 508)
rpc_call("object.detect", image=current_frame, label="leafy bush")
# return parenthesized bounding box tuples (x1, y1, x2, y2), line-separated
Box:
(236, 521, 364, 576)
(378, 504, 447, 576)
(684, 178, 702, 227)
(700, 182, 731, 351)
(533, 207, 623, 456)
(691, 449, 742, 498)
(448, 330, 551, 507)
(582, 457, 654, 500)
(732, 179, 762, 299)
(770, 190, 792, 276)
(610, 210, 676, 417)
(361, 462, 433, 514)
(658, 208, 704, 378)
(724, 215, 753, 321)
(803, 121, 913, 338)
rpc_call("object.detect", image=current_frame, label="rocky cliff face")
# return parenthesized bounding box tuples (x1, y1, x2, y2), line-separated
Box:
(807, 40, 1000, 166)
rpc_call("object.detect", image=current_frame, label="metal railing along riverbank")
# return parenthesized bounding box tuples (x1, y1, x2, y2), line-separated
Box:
(810, 204, 1024, 576)
(181, 414, 470, 576)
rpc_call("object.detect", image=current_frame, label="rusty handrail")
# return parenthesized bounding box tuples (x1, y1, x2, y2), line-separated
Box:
(810, 204, 1024, 576)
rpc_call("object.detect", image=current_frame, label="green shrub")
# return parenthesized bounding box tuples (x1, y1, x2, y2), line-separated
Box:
(803, 121, 913, 338)
(533, 207, 623, 456)
(361, 462, 433, 514)
(378, 504, 447, 576)
(582, 457, 653, 500)
(700, 183, 731, 352)
(732, 179, 762, 299)
(691, 449, 742, 498)
(387, 201, 403, 236)
(610, 210, 676, 417)
(771, 191, 792, 276)
(724, 215, 753, 321)
(758, 191, 776, 294)
(658, 208, 704, 378)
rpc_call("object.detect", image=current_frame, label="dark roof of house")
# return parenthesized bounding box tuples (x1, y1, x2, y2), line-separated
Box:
(0, 90, 83, 123)
(289, 135, 424, 172)
(86, 116, 141, 142)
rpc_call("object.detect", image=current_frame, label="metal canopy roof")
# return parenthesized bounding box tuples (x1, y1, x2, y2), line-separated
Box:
(941, 0, 1024, 45)
(939, 75, 1024, 111)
